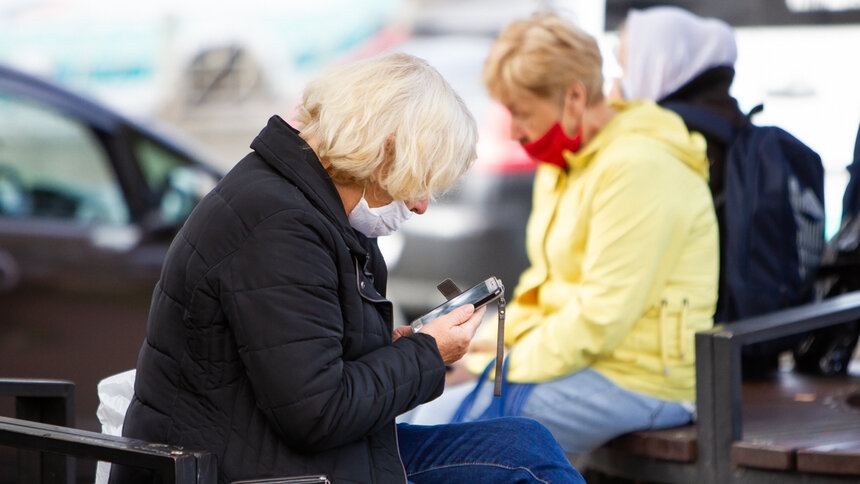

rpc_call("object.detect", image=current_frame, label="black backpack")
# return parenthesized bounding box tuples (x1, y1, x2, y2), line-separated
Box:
(663, 102, 825, 322)
(794, 123, 860, 375)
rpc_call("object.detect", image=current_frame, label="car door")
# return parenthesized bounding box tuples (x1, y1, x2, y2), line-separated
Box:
(0, 87, 167, 431)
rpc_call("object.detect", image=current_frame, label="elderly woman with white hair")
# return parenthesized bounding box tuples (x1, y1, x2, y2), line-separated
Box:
(110, 53, 583, 484)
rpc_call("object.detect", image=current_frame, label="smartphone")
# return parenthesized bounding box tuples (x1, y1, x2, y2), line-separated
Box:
(410, 277, 503, 332)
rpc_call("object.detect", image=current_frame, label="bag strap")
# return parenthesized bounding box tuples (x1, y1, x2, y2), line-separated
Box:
(660, 101, 740, 144)
(449, 358, 495, 423)
(449, 354, 535, 423)
(434, 278, 505, 397)
(493, 290, 506, 397)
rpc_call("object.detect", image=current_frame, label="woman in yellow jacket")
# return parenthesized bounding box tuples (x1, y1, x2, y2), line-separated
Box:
(437, 13, 719, 453)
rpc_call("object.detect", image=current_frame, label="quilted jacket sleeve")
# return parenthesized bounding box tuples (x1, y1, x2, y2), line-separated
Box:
(221, 208, 445, 451)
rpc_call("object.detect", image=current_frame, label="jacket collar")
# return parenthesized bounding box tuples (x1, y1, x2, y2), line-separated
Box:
(250, 115, 368, 257)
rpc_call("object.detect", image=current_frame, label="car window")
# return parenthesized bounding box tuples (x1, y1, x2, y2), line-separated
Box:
(135, 137, 217, 226)
(135, 137, 192, 190)
(0, 93, 129, 225)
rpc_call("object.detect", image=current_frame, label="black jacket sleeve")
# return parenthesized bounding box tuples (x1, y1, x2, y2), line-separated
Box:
(221, 209, 445, 451)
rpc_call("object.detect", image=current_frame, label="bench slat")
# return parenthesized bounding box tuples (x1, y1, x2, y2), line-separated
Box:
(797, 442, 860, 475)
(603, 425, 697, 462)
(731, 441, 795, 470)
(730, 373, 860, 474)
(742, 374, 860, 436)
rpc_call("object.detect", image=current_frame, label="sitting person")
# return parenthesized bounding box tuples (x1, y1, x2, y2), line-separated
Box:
(611, 6, 745, 322)
(407, 13, 719, 454)
(110, 52, 583, 483)
(614, 7, 828, 376)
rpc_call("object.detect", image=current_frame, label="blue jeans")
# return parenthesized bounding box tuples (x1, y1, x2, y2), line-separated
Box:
(460, 368, 693, 453)
(403, 368, 693, 454)
(398, 417, 584, 483)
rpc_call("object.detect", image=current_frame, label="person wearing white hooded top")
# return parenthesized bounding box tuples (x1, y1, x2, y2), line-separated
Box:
(611, 7, 749, 333)
(611, 5, 747, 197)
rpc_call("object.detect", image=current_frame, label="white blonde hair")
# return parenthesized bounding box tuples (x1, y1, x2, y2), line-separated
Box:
(293, 52, 478, 201)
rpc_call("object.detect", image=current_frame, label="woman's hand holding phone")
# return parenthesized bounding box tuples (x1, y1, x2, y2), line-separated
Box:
(421, 304, 487, 365)
(392, 325, 413, 342)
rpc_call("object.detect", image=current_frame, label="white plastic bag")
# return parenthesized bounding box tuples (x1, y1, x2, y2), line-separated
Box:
(94, 369, 136, 484)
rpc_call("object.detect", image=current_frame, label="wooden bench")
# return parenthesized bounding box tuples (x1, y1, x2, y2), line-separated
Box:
(733, 372, 860, 475)
(582, 290, 860, 483)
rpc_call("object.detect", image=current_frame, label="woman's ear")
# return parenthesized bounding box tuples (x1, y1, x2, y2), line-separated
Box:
(383, 136, 397, 162)
(374, 135, 397, 181)
(563, 82, 586, 117)
(561, 81, 587, 135)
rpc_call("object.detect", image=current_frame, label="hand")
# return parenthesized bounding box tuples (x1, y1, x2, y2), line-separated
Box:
(392, 325, 413, 342)
(421, 304, 487, 365)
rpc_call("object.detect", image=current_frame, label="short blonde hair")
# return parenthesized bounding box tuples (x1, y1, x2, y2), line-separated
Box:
(293, 52, 478, 201)
(484, 13, 604, 106)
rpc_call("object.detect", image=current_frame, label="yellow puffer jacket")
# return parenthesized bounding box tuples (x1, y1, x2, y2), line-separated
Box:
(470, 101, 718, 402)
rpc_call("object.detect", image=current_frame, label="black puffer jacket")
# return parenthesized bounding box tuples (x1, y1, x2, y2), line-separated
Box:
(112, 116, 446, 483)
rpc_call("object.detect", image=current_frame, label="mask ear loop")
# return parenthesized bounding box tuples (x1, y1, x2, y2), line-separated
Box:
(349, 185, 368, 216)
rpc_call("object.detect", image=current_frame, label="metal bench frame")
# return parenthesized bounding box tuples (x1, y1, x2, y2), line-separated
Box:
(0, 415, 215, 484)
(1, 379, 324, 483)
(0, 378, 76, 482)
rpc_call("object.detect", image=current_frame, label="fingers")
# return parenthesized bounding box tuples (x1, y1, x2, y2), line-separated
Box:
(420, 304, 491, 365)
(459, 306, 486, 339)
(440, 304, 476, 327)
(392, 325, 413, 342)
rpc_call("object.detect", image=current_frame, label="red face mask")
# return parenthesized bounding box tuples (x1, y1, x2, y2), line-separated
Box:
(521, 123, 582, 168)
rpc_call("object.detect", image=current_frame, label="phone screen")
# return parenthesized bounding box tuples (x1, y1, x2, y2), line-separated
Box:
(410, 277, 503, 332)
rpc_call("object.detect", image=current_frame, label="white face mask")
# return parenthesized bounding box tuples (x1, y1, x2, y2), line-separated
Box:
(348, 193, 413, 238)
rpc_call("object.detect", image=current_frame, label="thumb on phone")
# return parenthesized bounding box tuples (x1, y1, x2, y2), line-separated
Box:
(422, 304, 487, 366)
(447, 303, 476, 324)
(423, 304, 474, 331)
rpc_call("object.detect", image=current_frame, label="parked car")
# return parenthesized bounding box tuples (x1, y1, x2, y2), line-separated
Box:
(0, 63, 222, 439)
(381, 35, 536, 319)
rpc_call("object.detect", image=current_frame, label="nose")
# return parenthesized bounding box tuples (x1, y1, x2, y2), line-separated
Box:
(407, 198, 429, 215)
(510, 119, 527, 143)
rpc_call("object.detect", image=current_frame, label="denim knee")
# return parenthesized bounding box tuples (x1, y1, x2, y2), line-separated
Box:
(486, 417, 566, 455)
(400, 418, 584, 483)
(501, 417, 556, 440)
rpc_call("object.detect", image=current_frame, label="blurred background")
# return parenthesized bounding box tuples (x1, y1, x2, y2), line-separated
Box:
(0, 0, 858, 480)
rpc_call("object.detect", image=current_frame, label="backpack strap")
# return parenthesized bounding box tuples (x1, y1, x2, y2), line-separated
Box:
(660, 101, 739, 145)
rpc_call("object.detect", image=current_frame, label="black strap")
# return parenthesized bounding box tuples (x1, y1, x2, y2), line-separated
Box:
(434, 278, 505, 397)
(660, 101, 739, 144)
(494, 291, 505, 397)
(436, 279, 463, 301)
